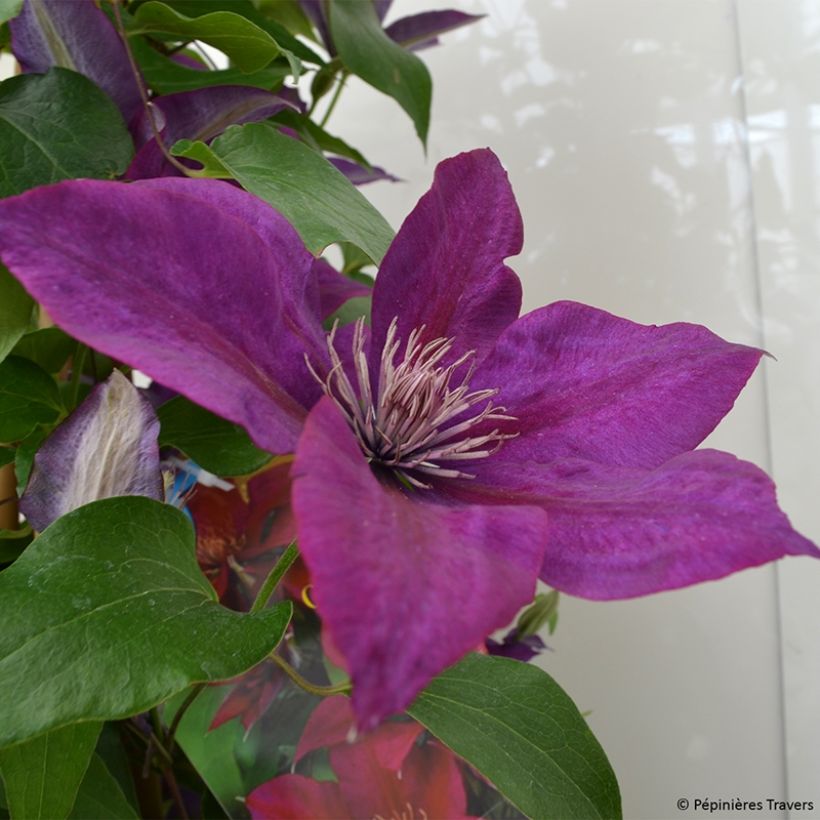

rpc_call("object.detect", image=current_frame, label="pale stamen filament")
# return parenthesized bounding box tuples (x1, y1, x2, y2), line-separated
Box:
(306, 316, 516, 488)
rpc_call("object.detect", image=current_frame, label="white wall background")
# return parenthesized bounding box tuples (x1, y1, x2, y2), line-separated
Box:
(328, 1, 820, 818)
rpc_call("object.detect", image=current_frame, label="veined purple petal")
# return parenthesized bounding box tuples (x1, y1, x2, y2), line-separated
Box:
(292, 398, 547, 728)
(313, 258, 371, 319)
(457, 451, 818, 600)
(370, 149, 523, 368)
(10, 0, 141, 123)
(469, 300, 764, 474)
(127, 86, 297, 180)
(0, 179, 327, 455)
(329, 157, 401, 186)
(385, 10, 484, 51)
(21, 371, 162, 531)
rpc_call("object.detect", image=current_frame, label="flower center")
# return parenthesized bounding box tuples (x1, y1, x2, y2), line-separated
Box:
(307, 317, 515, 489)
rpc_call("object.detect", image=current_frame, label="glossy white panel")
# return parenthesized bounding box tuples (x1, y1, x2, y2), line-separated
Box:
(737, 2, 820, 813)
(330, 1, 803, 817)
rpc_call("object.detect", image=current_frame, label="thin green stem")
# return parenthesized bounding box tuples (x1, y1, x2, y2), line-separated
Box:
(111, 0, 195, 176)
(250, 540, 299, 614)
(319, 70, 348, 128)
(166, 683, 204, 752)
(270, 652, 351, 697)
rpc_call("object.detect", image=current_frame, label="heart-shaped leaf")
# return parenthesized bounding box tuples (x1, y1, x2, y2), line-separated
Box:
(173, 122, 395, 262)
(0, 68, 133, 197)
(408, 653, 622, 820)
(0, 496, 292, 747)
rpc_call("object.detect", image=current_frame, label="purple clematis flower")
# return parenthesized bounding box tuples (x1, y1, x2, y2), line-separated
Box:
(0, 150, 816, 729)
(300, 0, 482, 55)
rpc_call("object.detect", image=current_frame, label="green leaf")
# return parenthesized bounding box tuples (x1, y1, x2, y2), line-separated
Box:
(0, 496, 292, 747)
(157, 396, 272, 477)
(164, 686, 247, 817)
(0, 357, 61, 444)
(323, 296, 372, 330)
(94, 726, 138, 811)
(407, 653, 622, 820)
(162, 0, 324, 65)
(0, 267, 34, 366)
(0, 68, 133, 197)
(340, 242, 377, 277)
(11, 328, 74, 374)
(173, 122, 395, 262)
(0, 0, 22, 26)
(516, 590, 561, 638)
(132, 36, 289, 94)
(310, 63, 338, 108)
(0, 723, 101, 820)
(256, 0, 314, 40)
(130, 1, 300, 76)
(69, 754, 137, 820)
(328, 0, 431, 146)
(14, 429, 45, 494)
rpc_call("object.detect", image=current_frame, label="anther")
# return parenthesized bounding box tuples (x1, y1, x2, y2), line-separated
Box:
(307, 317, 516, 487)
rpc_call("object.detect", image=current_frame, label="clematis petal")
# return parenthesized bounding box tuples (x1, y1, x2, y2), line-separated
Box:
(312, 258, 372, 320)
(369, 149, 523, 366)
(210, 665, 284, 733)
(294, 695, 356, 763)
(126, 86, 296, 180)
(329, 157, 401, 186)
(398, 741, 472, 820)
(460, 450, 818, 600)
(374, 0, 393, 23)
(385, 10, 485, 51)
(470, 300, 764, 473)
(486, 630, 547, 663)
(10, 0, 141, 123)
(21, 371, 161, 531)
(0, 179, 327, 454)
(247, 774, 348, 820)
(292, 398, 548, 728)
(330, 723, 428, 816)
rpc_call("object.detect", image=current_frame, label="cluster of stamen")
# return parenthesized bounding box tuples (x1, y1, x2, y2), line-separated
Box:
(306, 317, 516, 489)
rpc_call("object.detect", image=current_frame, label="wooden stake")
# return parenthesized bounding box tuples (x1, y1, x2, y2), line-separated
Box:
(0, 462, 18, 531)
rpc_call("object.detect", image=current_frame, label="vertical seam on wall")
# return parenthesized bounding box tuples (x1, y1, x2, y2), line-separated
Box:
(729, 0, 791, 812)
